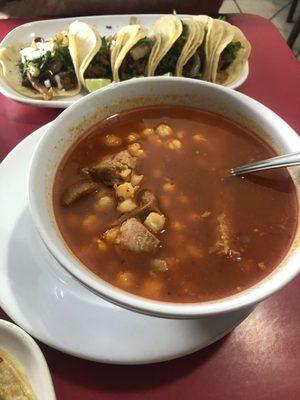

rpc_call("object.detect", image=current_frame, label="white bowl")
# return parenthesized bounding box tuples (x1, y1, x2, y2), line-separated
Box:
(28, 77, 300, 318)
(0, 319, 56, 399)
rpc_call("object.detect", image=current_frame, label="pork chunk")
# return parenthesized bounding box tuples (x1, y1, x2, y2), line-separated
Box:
(209, 212, 240, 257)
(62, 180, 98, 206)
(118, 218, 160, 253)
(86, 150, 136, 186)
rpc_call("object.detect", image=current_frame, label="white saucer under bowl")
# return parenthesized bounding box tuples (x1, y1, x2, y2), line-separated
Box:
(0, 124, 252, 364)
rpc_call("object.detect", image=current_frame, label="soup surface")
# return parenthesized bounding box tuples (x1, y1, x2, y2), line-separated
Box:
(53, 106, 297, 302)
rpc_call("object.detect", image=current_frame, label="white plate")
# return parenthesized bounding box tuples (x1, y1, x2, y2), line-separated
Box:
(0, 15, 249, 109)
(0, 319, 56, 399)
(0, 124, 252, 364)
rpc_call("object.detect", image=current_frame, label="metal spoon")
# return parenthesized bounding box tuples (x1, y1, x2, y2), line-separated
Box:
(230, 151, 300, 176)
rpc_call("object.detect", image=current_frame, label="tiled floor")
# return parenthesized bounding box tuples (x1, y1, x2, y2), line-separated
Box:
(219, 0, 300, 59)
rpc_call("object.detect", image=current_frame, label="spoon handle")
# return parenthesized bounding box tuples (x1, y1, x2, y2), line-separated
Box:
(231, 151, 300, 175)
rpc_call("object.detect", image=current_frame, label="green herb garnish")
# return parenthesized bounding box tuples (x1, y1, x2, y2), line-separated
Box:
(84, 37, 112, 79)
(155, 23, 188, 76)
(218, 41, 242, 71)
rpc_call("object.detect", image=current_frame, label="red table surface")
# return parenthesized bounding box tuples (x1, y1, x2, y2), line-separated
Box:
(0, 14, 300, 400)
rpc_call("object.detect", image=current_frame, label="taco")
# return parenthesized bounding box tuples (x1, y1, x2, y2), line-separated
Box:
(207, 19, 251, 86)
(175, 16, 207, 79)
(0, 29, 80, 100)
(147, 15, 183, 76)
(73, 21, 113, 91)
(69, 21, 101, 83)
(196, 16, 225, 82)
(111, 25, 153, 82)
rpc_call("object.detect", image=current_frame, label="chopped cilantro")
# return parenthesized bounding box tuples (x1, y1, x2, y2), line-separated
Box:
(131, 37, 153, 50)
(218, 41, 242, 71)
(84, 37, 112, 79)
(155, 23, 187, 75)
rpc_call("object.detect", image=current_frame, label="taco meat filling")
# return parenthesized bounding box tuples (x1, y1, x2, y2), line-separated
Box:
(19, 32, 77, 100)
(84, 37, 112, 80)
(217, 41, 242, 82)
(119, 37, 153, 80)
(155, 23, 188, 76)
(182, 42, 205, 79)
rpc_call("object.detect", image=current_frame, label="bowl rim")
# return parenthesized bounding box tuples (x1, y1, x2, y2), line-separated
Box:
(28, 77, 300, 318)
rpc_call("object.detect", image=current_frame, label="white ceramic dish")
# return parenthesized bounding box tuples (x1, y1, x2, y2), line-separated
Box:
(0, 15, 249, 108)
(0, 319, 56, 399)
(0, 127, 252, 363)
(29, 77, 300, 319)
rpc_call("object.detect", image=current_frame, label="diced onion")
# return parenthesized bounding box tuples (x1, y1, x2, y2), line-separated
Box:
(36, 41, 54, 52)
(20, 42, 53, 63)
(54, 74, 63, 90)
(44, 79, 51, 88)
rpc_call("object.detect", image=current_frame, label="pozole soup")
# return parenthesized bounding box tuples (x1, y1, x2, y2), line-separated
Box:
(53, 106, 297, 302)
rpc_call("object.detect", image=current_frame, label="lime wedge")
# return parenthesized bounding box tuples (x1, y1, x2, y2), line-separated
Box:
(84, 78, 111, 92)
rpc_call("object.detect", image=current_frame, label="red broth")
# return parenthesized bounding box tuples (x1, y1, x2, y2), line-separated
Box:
(53, 106, 298, 302)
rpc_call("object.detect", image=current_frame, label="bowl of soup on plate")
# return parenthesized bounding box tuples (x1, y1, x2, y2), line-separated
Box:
(29, 77, 300, 318)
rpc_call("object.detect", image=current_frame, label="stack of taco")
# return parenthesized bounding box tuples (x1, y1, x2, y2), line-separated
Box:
(0, 15, 251, 100)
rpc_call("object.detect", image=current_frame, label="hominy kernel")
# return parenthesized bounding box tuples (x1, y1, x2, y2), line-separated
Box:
(140, 128, 154, 138)
(128, 143, 145, 158)
(144, 212, 166, 233)
(163, 182, 175, 192)
(94, 195, 114, 212)
(128, 142, 140, 152)
(167, 139, 182, 150)
(156, 124, 173, 138)
(117, 271, 135, 288)
(103, 227, 120, 243)
(103, 134, 122, 147)
(96, 239, 108, 251)
(115, 182, 135, 199)
(126, 132, 140, 143)
(117, 199, 137, 213)
(151, 258, 168, 272)
(131, 174, 143, 186)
